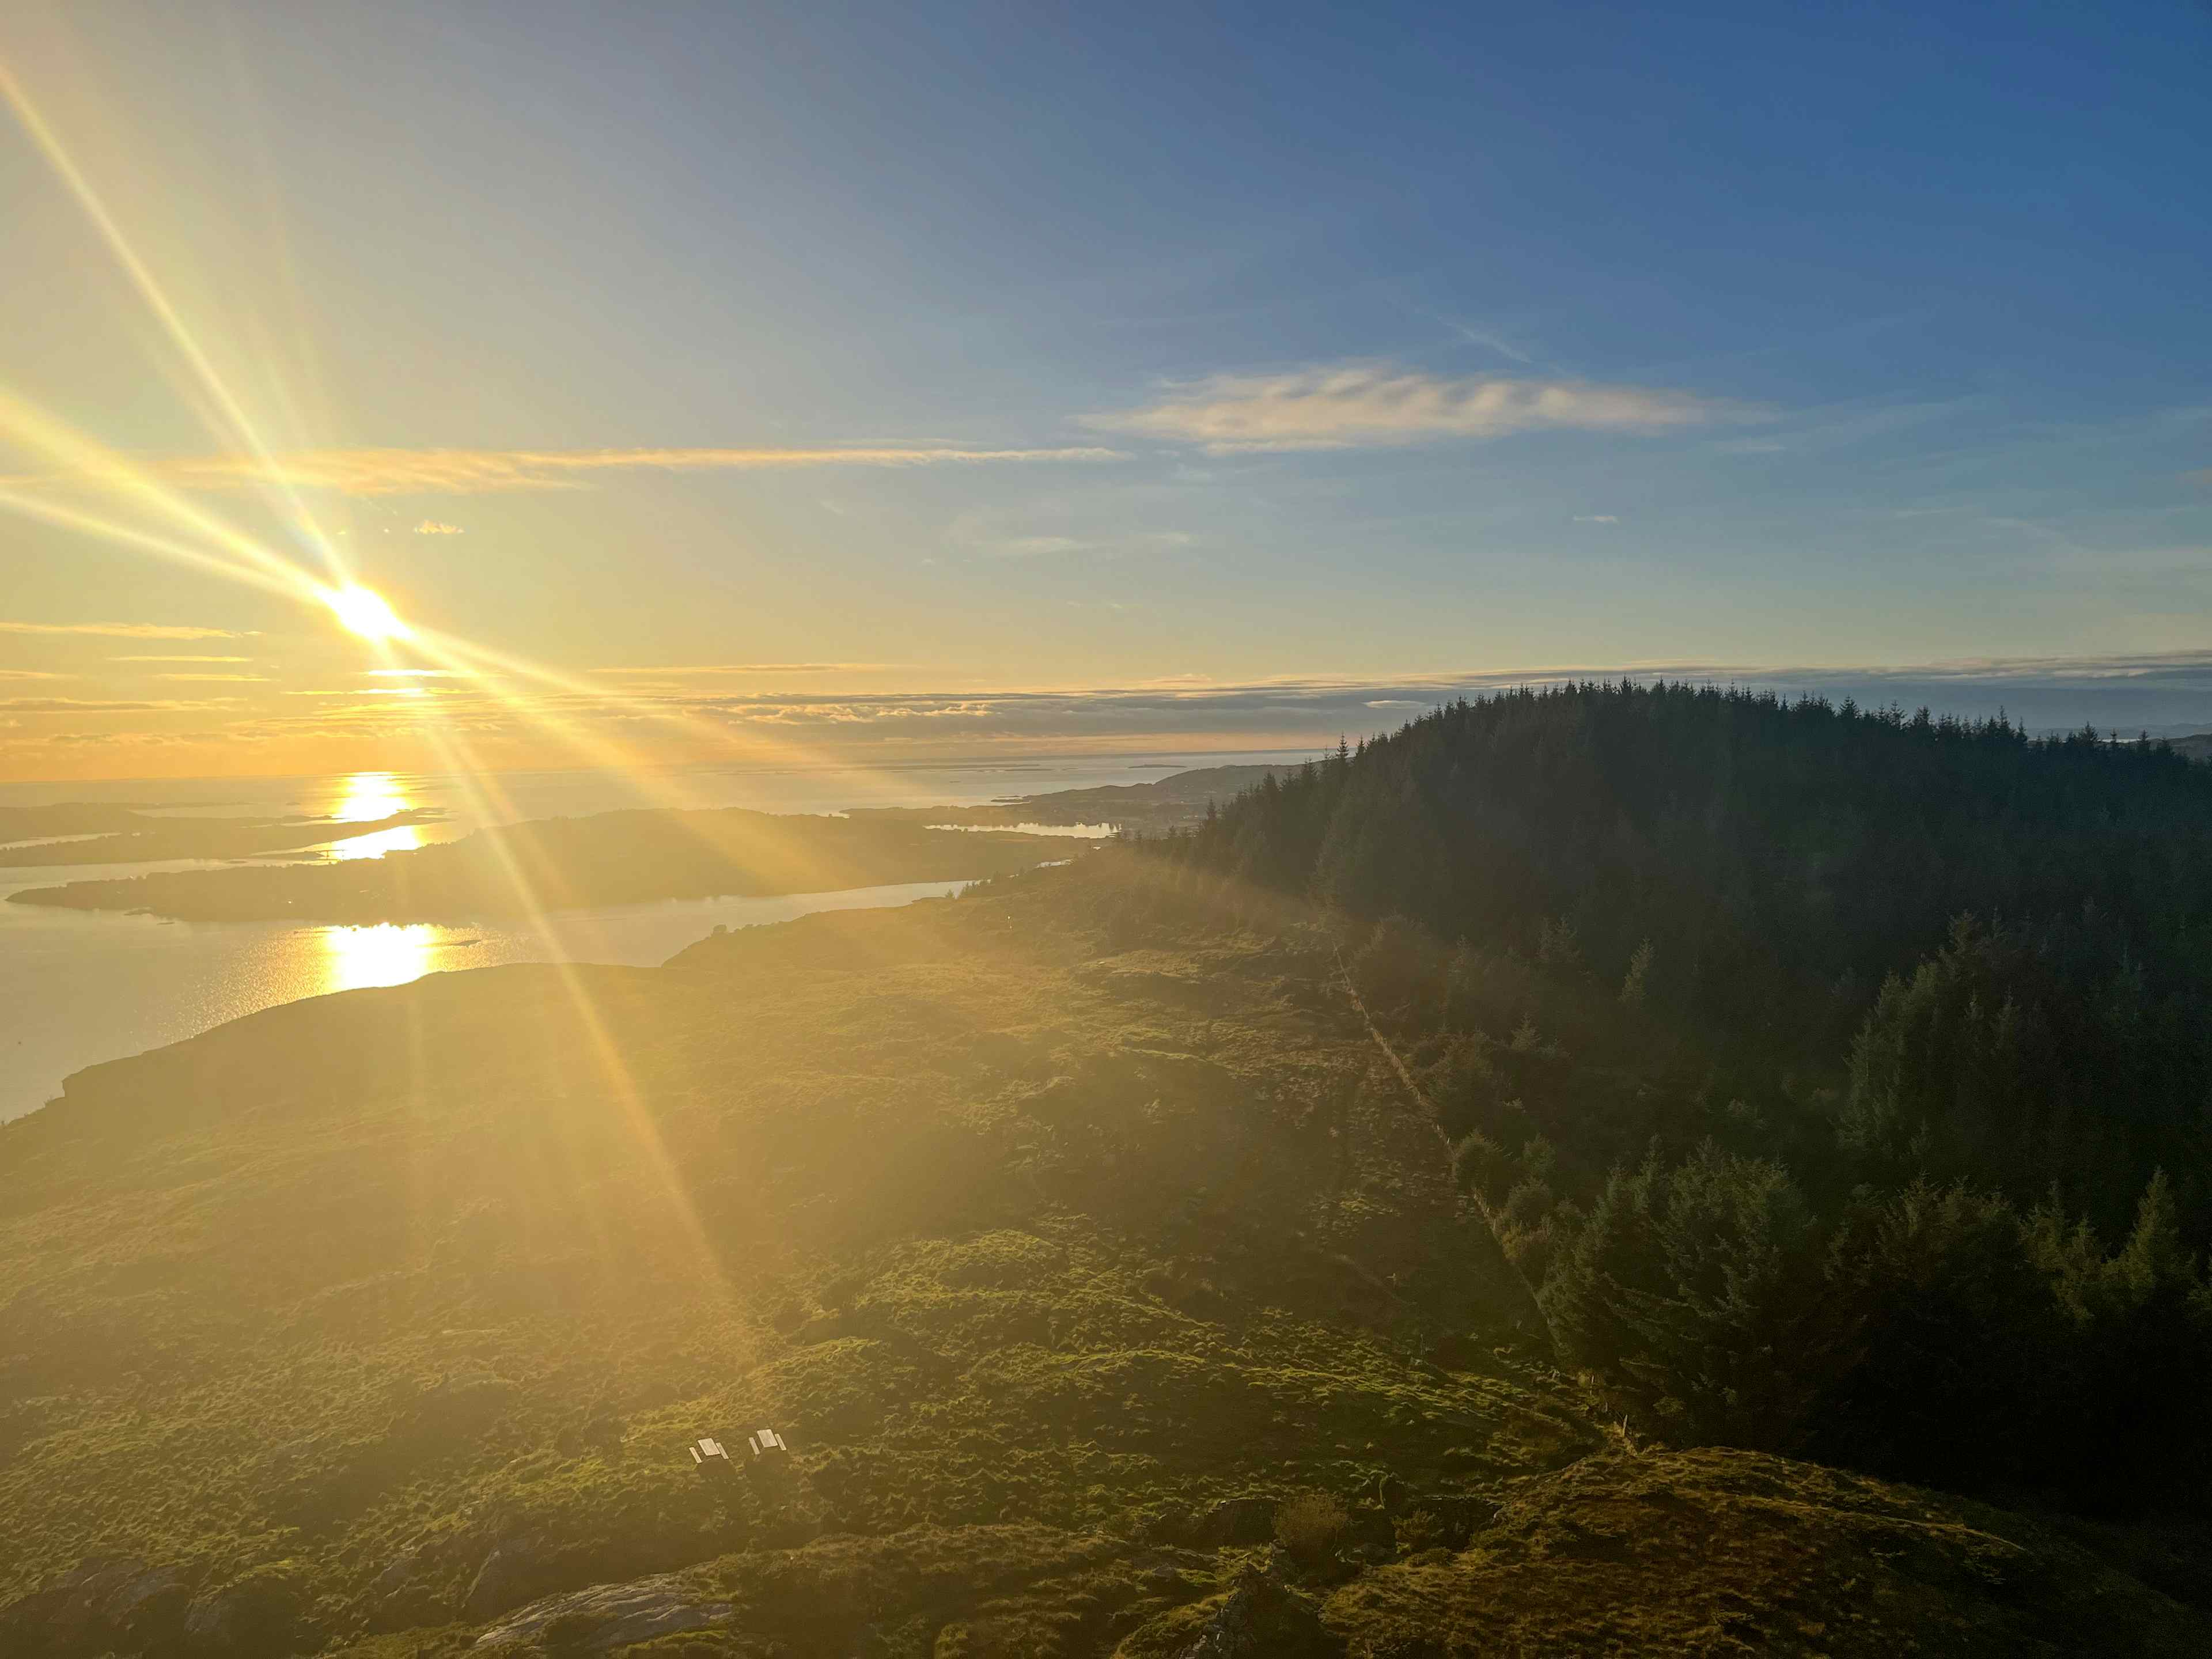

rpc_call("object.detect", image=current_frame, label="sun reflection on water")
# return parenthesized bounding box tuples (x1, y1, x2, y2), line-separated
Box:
(326, 825, 423, 861)
(320, 923, 437, 993)
(333, 771, 410, 823)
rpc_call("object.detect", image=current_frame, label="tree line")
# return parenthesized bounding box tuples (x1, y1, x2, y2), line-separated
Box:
(1138, 681, 2212, 1516)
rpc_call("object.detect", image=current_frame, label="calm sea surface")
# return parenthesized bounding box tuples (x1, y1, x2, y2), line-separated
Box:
(0, 751, 1303, 1122)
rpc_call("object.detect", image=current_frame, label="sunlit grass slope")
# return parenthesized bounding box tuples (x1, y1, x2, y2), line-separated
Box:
(3, 858, 2207, 1656)
(0, 860, 1548, 1649)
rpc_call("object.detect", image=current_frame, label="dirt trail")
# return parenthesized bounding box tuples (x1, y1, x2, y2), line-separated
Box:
(1334, 946, 1556, 1346)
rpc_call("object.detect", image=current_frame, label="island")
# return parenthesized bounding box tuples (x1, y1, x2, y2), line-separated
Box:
(844, 762, 1296, 832)
(0, 803, 444, 867)
(6, 807, 1080, 923)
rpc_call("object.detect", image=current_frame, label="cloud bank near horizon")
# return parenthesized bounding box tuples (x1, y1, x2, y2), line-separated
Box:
(618, 652, 2212, 740)
(6, 651, 2207, 779)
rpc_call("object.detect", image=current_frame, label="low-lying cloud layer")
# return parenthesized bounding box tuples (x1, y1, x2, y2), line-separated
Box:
(1091, 364, 1740, 453)
(7, 652, 2207, 780)
(614, 653, 2212, 742)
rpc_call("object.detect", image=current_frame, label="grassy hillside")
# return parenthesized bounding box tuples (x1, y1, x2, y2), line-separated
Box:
(4, 857, 2209, 1655)
(0, 863, 1550, 1654)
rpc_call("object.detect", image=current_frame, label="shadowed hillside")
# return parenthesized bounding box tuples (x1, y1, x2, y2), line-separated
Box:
(1147, 686, 2212, 1527)
(1166, 684, 2212, 1225)
(1174, 684, 2212, 1054)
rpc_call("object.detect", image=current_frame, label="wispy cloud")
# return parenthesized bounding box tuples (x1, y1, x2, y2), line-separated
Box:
(0, 621, 252, 639)
(1573, 514, 1620, 524)
(0, 669, 68, 680)
(987, 529, 1196, 558)
(1709, 395, 1982, 458)
(595, 662, 900, 676)
(1440, 319, 1536, 363)
(155, 672, 271, 682)
(19, 444, 1127, 497)
(412, 519, 466, 535)
(1089, 363, 1743, 453)
(2, 696, 215, 713)
(111, 654, 253, 662)
(994, 535, 1087, 557)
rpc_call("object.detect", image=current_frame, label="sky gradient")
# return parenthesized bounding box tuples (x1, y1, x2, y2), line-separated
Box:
(2, 1, 2209, 779)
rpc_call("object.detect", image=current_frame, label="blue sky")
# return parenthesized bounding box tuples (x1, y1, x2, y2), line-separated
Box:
(2, 1, 2209, 776)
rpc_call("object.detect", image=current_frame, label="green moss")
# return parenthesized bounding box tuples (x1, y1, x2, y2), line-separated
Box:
(1323, 1448, 2212, 1656)
(5, 863, 2206, 1656)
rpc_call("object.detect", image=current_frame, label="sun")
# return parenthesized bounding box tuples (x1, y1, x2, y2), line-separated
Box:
(325, 584, 410, 641)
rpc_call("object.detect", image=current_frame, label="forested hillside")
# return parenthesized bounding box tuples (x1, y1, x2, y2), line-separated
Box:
(9, 863, 2210, 1657)
(1146, 684, 2212, 1516)
(7, 797, 2212, 1653)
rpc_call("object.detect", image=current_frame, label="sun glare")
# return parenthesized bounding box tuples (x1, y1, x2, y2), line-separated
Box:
(333, 771, 408, 821)
(319, 922, 437, 993)
(327, 584, 409, 641)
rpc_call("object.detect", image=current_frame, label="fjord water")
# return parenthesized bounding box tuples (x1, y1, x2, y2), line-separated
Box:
(0, 752, 1292, 1122)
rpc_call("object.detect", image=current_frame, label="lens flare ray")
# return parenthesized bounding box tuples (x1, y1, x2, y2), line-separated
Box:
(0, 62, 350, 582)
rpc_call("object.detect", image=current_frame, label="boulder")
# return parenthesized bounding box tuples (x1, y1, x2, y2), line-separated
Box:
(0, 1555, 188, 1658)
(472, 1573, 732, 1652)
(1177, 1568, 1342, 1658)
(464, 1536, 559, 1622)
(181, 1563, 311, 1657)
(1194, 1495, 1279, 1547)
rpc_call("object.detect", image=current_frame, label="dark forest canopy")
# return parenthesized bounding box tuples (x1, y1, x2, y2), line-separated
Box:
(1153, 684, 2212, 1221)
(1147, 682, 2212, 1210)
(1166, 682, 2212, 1046)
(1126, 683, 2212, 1510)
